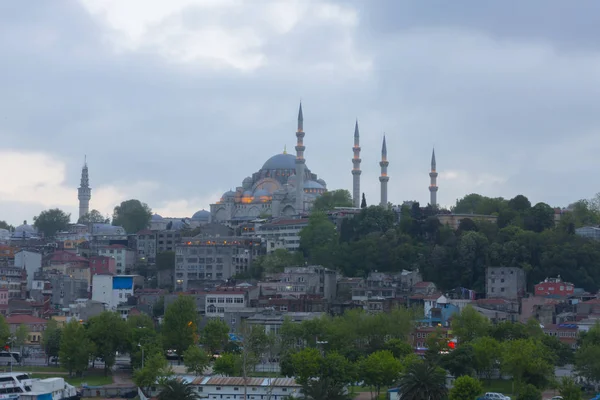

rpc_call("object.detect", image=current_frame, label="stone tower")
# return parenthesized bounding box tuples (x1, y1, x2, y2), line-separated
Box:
(352, 120, 362, 208)
(295, 103, 305, 214)
(379, 136, 389, 207)
(429, 148, 438, 208)
(78, 157, 91, 220)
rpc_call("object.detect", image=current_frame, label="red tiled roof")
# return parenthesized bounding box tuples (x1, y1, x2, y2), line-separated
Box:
(103, 244, 127, 249)
(583, 298, 600, 304)
(7, 315, 47, 324)
(48, 251, 88, 263)
(414, 281, 435, 288)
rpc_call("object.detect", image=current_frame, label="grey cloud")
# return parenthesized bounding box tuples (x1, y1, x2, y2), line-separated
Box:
(0, 0, 599, 224)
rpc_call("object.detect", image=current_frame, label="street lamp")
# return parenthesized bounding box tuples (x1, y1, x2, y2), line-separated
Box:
(137, 343, 145, 369)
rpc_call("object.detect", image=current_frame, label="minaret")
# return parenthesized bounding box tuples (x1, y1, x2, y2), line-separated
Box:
(352, 120, 362, 208)
(295, 103, 305, 214)
(429, 148, 438, 208)
(379, 136, 389, 207)
(78, 156, 91, 220)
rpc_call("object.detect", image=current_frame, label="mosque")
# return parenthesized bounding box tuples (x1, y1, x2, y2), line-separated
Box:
(210, 104, 327, 222)
(208, 103, 439, 223)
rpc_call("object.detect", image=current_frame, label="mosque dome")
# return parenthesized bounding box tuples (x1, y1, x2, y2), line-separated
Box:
(221, 190, 236, 200)
(317, 178, 327, 188)
(254, 189, 270, 198)
(242, 177, 253, 189)
(242, 190, 253, 198)
(151, 214, 163, 221)
(14, 223, 36, 235)
(92, 224, 125, 235)
(262, 153, 296, 170)
(191, 210, 210, 221)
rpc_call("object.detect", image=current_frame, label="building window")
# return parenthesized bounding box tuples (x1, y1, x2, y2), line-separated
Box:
(500, 288, 505, 292)
(226, 298, 233, 303)
(217, 298, 225, 303)
(235, 298, 244, 304)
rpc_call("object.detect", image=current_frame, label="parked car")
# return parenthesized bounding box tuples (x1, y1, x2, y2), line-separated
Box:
(478, 392, 511, 400)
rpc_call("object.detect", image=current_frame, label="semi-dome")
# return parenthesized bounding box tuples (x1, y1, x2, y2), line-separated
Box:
(317, 178, 327, 187)
(191, 210, 210, 221)
(242, 190, 253, 197)
(262, 153, 296, 170)
(305, 180, 325, 189)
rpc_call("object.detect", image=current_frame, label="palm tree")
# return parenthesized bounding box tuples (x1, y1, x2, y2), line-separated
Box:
(301, 378, 351, 400)
(397, 362, 448, 400)
(157, 378, 199, 400)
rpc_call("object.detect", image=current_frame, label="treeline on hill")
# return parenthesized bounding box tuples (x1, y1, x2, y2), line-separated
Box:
(284, 191, 600, 293)
(277, 305, 582, 400)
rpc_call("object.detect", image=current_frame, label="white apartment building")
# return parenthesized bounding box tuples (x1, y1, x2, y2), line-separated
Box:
(91, 274, 141, 310)
(205, 290, 248, 319)
(256, 218, 308, 253)
(98, 244, 136, 274)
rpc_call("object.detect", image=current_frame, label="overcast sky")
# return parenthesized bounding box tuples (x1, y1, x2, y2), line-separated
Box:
(1, 0, 599, 225)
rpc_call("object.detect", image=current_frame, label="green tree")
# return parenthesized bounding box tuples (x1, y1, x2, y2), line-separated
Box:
(33, 208, 70, 238)
(501, 338, 553, 389)
(87, 312, 130, 375)
(250, 249, 303, 275)
(133, 351, 172, 390)
(163, 296, 198, 363)
(291, 348, 322, 384)
(60, 320, 93, 377)
(557, 377, 582, 400)
(0, 316, 11, 347)
(397, 361, 448, 400)
(508, 195, 532, 212)
(78, 209, 109, 224)
(14, 324, 28, 348)
(384, 339, 413, 359)
(451, 305, 490, 343)
(301, 378, 351, 400)
(213, 352, 242, 376)
(441, 344, 475, 378)
(129, 318, 161, 370)
(524, 203, 555, 232)
(153, 296, 165, 317)
(360, 350, 402, 399)
(201, 319, 229, 355)
(0, 221, 13, 231)
(471, 336, 502, 382)
(449, 375, 484, 400)
(157, 378, 199, 400)
(112, 199, 152, 234)
(312, 189, 353, 211)
(183, 345, 209, 376)
(156, 251, 175, 271)
(361, 193, 367, 209)
(299, 212, 339, 267)
(517, 384, 542, 400)
(42, 319, 62, 363)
